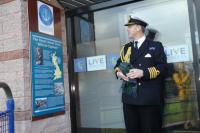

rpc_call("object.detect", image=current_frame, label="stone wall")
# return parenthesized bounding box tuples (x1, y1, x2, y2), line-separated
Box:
(0, 0, 71, 132)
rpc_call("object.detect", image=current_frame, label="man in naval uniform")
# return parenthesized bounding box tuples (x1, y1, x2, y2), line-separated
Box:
(114, 16, 167, 133)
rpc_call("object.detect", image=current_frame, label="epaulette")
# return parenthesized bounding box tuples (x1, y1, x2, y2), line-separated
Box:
(122, 42, 132, 47)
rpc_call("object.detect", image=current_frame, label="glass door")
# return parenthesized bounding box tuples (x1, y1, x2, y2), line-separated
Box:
(69, 0, 200, 132)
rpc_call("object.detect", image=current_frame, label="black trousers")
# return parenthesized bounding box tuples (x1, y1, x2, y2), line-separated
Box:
(123, 103, 162, 133)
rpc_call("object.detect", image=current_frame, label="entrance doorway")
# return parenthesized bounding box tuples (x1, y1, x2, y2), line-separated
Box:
(67, 0, 200, 132)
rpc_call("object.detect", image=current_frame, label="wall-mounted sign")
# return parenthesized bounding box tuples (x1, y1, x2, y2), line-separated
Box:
(86, 55, 106, 71)
(164, 45, 190, 63)
(30, 32, 65, 117)
(37, 1, 54, 35)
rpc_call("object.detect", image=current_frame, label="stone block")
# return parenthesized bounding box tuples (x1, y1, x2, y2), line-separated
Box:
(0, 22, 3, 35)
(0, 1, 21, 16)
(0, 61, 5, 73)
(14, 96, 31, 111)
(15, 110, 31, 121)
(2, 16, 21, 34)
(15, 120, 31, 133)
(31, 114, 72, 133)
(4, 37, 23, 51)
(0, 32, 18, 42)
(0, 40, 4, 53)
(3, 59, 24, 72)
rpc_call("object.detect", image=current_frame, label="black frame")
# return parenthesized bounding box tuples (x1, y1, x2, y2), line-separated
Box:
(188, 0, 200, 116)
(66, 16, 79, 133)
(65, 0, 143, 17)
(66, 0, 200, 133)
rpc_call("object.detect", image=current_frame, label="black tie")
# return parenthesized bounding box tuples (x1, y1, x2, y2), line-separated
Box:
(134, 41, 138, 50)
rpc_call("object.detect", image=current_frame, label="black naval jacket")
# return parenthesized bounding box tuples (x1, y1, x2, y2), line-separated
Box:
(114, 38, 167, 105)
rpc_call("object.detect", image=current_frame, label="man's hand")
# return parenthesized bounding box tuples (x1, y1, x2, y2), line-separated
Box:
(117, 71, 129, 81)
(126, 69, 144, 79)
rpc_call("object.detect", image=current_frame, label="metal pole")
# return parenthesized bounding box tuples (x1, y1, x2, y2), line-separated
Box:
(6, 99, 15, 133)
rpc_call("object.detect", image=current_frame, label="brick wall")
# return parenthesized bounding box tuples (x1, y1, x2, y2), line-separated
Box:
(0, 0, 14, 5)
(0, 0, 71, 132)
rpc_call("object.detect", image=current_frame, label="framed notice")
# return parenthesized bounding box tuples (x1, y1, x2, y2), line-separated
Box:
(37, 1, 54, 35)
(30, 32, 65, 118)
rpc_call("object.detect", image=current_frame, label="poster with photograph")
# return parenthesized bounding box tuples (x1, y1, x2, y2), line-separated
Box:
(30, 32, 65, 117)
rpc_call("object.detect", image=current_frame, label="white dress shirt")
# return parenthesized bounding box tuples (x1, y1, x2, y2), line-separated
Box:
(134, 35, 146, 49)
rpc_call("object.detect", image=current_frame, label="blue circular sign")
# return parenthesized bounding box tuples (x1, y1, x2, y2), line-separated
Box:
(39, 4, 53, 26)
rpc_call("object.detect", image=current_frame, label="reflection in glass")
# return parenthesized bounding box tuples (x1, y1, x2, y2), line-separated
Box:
(73, 0, 200, 132)
(164, 62, 199, 130)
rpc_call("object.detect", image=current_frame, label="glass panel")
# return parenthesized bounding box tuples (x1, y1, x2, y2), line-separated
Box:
(73, 0, 199, 132)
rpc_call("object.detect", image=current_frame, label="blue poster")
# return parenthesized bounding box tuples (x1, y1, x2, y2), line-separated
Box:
(30, 32, 65, 117)
(74, 58, 86, 72)
(106, 54, 120, 69)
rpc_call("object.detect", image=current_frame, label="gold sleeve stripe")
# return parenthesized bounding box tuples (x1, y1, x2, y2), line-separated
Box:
(148, 67, 160, 79)
(153, 67, 157, 78)
(148, 68, 153, 79)
(151, 67, 155, 78)
(151, 67, 156, 78)
(151, 68, 154, 79)
(150, 67, 154, 79)
(152, 67, 157, 78)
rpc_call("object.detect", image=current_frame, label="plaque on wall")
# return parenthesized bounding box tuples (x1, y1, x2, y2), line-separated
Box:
(30, 32, 65, 118)
(37, 1, 54, 35)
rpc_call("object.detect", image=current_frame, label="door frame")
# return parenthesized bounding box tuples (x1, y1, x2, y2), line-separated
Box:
(66, 1, 144, 133)
(187, 0, 200, 117)
(66, 0, 200, 133)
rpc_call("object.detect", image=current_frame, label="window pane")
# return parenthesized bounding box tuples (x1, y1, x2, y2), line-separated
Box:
(74, 0, 199, 132)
